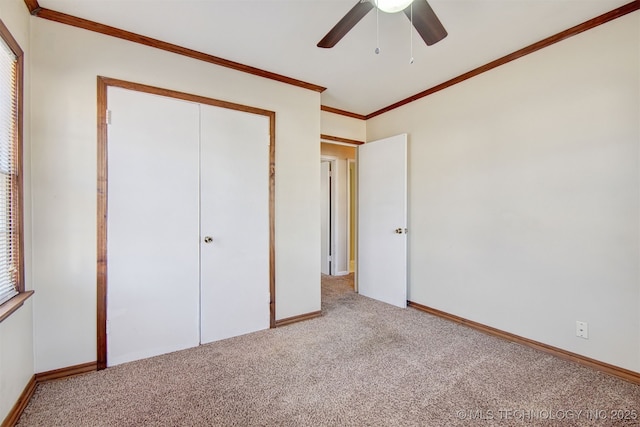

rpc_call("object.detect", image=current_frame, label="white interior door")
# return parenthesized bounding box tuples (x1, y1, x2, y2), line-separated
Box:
(320, 161, 330, 275)
(199, 105, 270, 344)
(357, 134, 407, 308)
(107, 88, 201, 366)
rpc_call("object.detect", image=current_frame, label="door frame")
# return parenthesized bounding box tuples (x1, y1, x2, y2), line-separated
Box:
(320, 156, 337, 275)
(346, 159, 356, 275)
(346, 159, 357, 290)
(96, 76, 276, 370)
(320, 160, 330, 275)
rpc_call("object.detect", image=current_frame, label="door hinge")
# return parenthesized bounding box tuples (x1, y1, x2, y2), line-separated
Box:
(106, 109, 112, 125)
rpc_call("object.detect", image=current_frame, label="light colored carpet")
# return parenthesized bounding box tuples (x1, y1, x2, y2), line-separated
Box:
(17, 274, 640, 426)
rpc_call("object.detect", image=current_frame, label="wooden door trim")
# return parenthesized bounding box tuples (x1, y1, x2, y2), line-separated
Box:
(320, 134, 364, 146)
(96, 76, 276, 370)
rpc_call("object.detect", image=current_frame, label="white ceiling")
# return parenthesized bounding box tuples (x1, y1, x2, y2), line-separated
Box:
(39, 0, 632, 116)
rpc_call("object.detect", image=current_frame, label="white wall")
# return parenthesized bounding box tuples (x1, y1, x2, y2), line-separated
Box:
(321, 110, 366, 141)
(0, 0, 33, 422)
(30, 18, 320, 372)
(0, 300, 33, 421)
(367, 13, 640, 372)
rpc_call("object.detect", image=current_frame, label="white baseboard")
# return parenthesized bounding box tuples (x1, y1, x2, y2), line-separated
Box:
(335, 271, 350, 276)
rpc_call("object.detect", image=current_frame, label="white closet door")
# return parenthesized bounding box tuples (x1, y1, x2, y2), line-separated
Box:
(107, 88, 200, 366)
(199, 105, 270, 344)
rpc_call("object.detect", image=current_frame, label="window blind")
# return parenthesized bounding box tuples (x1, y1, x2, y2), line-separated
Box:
(0, 34, 18, 306)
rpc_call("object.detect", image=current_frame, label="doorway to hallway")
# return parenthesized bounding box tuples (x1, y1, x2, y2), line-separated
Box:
(320, 143, 356, 279)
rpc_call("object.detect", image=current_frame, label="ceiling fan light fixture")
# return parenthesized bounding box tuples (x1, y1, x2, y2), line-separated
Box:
(372, 0, 414, 14)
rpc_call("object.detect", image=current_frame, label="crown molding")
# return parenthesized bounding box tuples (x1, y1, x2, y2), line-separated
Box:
(25, 1, 326, 93)
(23, 1, 639, 119)
(24, 0, 40, 15)
(321, 105, 366, 120)
(366, 1, 640, 119)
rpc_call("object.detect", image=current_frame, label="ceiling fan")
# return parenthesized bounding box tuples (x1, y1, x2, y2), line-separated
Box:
(317, 0, 447, 49)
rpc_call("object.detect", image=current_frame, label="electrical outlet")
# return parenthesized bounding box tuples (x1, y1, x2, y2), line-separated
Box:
(576, 321, 588, 339)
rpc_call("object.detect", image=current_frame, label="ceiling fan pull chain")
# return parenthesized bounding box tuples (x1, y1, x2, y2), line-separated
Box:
(375, 3, 380, 54)
(409, 2, 414, 64)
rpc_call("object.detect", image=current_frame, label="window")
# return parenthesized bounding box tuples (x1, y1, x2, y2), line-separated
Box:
(0, 19, 24, 310)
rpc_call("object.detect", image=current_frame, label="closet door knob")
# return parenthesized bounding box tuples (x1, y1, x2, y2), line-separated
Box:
(203, 236, 213, 243)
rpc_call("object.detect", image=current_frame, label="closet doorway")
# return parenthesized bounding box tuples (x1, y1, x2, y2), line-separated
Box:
(96, 78, 276, 369)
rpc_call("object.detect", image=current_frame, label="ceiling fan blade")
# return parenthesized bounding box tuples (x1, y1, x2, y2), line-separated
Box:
(404, 0, 447, 46)
(317, 1, 374, 48)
